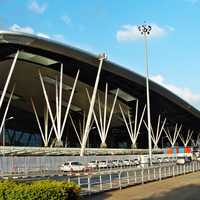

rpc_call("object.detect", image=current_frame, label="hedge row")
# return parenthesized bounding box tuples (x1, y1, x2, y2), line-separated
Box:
(0, 180, 80, 200)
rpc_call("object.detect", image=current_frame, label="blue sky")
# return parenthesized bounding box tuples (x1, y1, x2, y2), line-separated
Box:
(1, 0, 200, 108)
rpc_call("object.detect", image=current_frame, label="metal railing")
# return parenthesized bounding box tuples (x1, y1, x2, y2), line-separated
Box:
(0, 156, 199, 196)
(71, 161, 200, 195)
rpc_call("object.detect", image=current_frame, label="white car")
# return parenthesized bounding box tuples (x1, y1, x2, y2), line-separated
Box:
(87, 160, 98, 168)
(98, 161, 108, 168)
(131, 159, 140, 166)
(123, 159, 131, 166)
(176, 157, 185, 165)
(111, 160, 119, 167)
(60, 161, 85, 172)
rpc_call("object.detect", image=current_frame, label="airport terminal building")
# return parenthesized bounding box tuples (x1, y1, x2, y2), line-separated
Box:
(0, 31, 200, 155)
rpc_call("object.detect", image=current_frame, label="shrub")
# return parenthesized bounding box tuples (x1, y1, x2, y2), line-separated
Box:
(0, 180, 80, 200)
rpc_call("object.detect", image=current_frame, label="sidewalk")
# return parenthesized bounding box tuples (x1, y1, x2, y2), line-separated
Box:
(88, 171, 200, 200)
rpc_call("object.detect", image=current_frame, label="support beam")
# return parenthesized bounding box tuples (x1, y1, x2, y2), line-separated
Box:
(39, 64, 80, 146)
(163, 124, 182, 147)
(179, 129, 193, 147)
(86, 84, 119, 148)
(0, 51, 19, 110)
(119, 102, 146, 148)
(80, 53, 107, 156)
(144, 115, 166, 149)
(0, 84, 15, 136)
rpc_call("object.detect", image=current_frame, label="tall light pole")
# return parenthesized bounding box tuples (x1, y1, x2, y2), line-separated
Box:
(138, 23, 152, 165)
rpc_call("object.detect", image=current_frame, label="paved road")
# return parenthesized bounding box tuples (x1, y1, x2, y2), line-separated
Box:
(88, 171, 200, 200)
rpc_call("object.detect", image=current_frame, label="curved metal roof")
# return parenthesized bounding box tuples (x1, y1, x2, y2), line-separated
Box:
(0, 31, 200, 132)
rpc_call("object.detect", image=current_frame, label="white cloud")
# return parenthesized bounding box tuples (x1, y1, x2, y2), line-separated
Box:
(151, 74, 200, 108)
(61, 15, 71, 25)
(116, 23, 174, 42)
(28, 0, 47, 14)
(8, 23, 94, 54)
(37, 32, 50, 39)
(9, 24, 50, 39)
(9, 24, 34, 34)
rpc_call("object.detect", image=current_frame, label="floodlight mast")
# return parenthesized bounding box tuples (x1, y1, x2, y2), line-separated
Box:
(138, 23, 152, 166)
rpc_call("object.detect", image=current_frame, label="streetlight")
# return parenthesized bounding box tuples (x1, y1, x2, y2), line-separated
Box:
(3, 116, 14, 147)
(138, 22, 152, 166)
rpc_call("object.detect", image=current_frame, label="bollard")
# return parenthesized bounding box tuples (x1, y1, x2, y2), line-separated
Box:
(184, 164, 186, 174)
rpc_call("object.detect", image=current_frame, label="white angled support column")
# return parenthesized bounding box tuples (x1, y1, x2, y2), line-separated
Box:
(39, 63, 80, 147)
(86, 85, 119, 148)
(143, 115, 167, 149)
(119, 101, 146, 148)
(0, 51, 19, 110)
(179, 129, 193, 147)
(163, 123, 182, 147)
(80, 53, 107, 156)
(69, 112, 94, 147)
(0, 84, 15, 136)
(31, 98, 56, 147)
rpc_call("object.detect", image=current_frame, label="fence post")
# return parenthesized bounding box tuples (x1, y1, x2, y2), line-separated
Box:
(78, 176, 81, 186)
(147, 168, 150, 181)
(159, 167, 162, 181)
(172, 165, 175, 177)
(109, 173, 112, 189)
(153, 167, 156, 180)
(193, 161, 195, 172)
(99, 174, 103, 191)
(127, 171, 130, 185)
(67, 176, 71, 183)
(88, 176, 91, 195)
(134, 170, 137, 184)
(118, 172, 122, 190)
(141, 169, 144, 184)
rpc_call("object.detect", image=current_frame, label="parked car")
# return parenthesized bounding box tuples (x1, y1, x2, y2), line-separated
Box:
(111, 160, 119, 167)
(123, 159, 131, 166)
(87, 160, 98, 169)
(131, 159, 140, 166)
(176, 157, 191, 165)
(176, 157, 185, 165)
(60, 161, 85, 172)
(98, 161, 108, 168)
